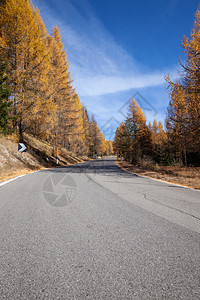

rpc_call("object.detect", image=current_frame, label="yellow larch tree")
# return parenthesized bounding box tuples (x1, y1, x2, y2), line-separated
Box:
(166, 6, 200, 164)
(126, 98, 151, 162)
(113, 121, 131, 160)
(181, 7, 200, 158)
(149, 119, 167, 162)
(0, 0, 49, 139)
(166, 81, 189, 164)
(47, 26, 74, 155)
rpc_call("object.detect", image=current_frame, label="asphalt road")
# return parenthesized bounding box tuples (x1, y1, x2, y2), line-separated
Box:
(0, 158, 200, 299)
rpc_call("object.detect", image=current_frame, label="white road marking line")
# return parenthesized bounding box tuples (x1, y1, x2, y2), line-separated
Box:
(0, 170, 40, 187)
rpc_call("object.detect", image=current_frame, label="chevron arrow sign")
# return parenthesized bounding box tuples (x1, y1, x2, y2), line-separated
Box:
(18, 143, 27, 152)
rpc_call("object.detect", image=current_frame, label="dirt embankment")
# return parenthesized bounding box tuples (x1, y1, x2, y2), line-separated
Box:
(0, 134, 89, 182)
(117, 159, 200, 190)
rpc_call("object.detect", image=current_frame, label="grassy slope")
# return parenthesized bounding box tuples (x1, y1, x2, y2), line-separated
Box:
(0, 133, 89, 182)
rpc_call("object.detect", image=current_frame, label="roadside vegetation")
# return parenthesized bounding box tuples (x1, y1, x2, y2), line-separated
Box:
(113, 7, 200, 189)
(117, 160, 200, 190)
(0, 0, 113, 181)
(0, 133, 89, 182)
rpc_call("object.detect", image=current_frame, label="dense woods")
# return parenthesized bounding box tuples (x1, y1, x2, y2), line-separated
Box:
(1, 1, 199, 164)
(165, 8, 200, 165)
(113, 100, 168, 164)
(114, 7, 200, 166)
(0, 0, 109, 158)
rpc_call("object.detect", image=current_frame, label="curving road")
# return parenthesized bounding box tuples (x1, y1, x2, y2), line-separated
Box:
(0, 158, 200, 299)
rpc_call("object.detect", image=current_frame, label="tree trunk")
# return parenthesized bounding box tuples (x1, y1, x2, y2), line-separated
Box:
(19, 117, 23, 141)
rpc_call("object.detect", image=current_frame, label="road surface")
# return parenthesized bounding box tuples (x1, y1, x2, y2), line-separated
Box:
(0, 158, 200, 299)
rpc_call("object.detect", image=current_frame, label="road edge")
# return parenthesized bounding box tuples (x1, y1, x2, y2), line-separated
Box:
(116, 160, 200, 192)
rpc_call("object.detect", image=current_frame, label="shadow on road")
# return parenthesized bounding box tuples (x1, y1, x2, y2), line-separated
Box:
(42, 158, 136, 177)
(41, 158, 187, 189)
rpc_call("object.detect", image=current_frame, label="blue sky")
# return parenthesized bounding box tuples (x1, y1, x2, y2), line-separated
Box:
(33, 0, 199, 139)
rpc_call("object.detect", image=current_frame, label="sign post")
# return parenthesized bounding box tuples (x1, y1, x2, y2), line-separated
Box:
(18, 143, 27, 160)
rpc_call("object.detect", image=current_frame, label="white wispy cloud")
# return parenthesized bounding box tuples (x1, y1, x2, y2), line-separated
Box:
(34, 0, 179, 133)
(75, 69, 178, 96)
(35, 0, 178, 97)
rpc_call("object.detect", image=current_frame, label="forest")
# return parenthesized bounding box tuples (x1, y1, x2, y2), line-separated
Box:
(113, 7, 200, 166)
(0, 1, 199, 166)
(0, 0, 113, 158)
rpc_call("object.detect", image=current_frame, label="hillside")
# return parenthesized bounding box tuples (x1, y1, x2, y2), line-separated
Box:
(0, 134, 88, 182)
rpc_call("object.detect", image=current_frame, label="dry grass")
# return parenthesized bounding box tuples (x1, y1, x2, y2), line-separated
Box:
(0, 133, 89, 183)
(24, 133, 88, 165)
(0, 134, 44, 182)
(0, 167, 44, 182)
(117, 159, 200, 190)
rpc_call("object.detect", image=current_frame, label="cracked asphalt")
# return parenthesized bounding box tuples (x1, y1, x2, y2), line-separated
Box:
(0, 157, 200, 299)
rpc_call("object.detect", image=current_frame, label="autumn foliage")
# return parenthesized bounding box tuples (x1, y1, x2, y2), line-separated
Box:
(113, 99, 167, 164)
(0, 0, 107, 157)
(166, 7, 200, 165)
(114, 7, 200, 166)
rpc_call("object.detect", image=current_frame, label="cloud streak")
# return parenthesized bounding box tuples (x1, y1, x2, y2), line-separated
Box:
(75, 69, 178, 96)
(36, 0, 178, 97)
(34, 0, 180, 133)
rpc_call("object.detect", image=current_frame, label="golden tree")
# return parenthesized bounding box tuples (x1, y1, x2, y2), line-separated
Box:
(113, 122, 131, 160)
(0, 0, 49, 139)
(149, 119, 167, 163)
(126, 98, 151, 162)
(166, 7, 200, 164)
(106, 140, 113, 156)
